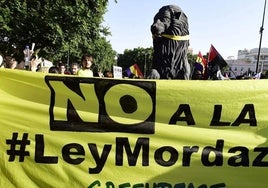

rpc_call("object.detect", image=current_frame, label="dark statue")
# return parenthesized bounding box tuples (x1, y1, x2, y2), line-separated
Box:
(149, 5, 191, 79)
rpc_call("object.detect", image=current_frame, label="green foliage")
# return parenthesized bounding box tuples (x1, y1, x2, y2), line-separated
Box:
(187, 53, 197, 65)
(0, 0, 116, 70)
(117, 47, 153, 77)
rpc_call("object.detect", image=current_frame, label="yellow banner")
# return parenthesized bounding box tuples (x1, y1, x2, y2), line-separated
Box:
(0, 68, 268, 188)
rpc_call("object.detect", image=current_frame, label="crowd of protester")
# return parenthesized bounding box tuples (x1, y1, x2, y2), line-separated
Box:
(0, 49, 266, 80)
(0, 49, 113, 78)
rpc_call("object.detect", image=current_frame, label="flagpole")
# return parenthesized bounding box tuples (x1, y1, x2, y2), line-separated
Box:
(256, 0, 267, 74)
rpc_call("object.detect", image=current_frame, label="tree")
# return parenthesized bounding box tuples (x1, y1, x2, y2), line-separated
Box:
(0, 0, 116, 71)
(187, 53, 198, 70)
(117, 47, 153, 77)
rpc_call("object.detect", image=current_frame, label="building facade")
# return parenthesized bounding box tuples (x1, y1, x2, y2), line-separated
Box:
(226, 47, 268, 78)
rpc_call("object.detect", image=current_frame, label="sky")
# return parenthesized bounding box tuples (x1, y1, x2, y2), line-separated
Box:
(103, 0, 268, 59)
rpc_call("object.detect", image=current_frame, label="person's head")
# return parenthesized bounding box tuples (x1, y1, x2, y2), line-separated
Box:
(193, 70, 203, 80)
(103, 70, 113, 78)
(71, 62, 79, 75)
(58, 61, 66, 74)
(81, 54, 93, 69)
(48, 66, 60, 74)
(5, 56, 17, 69)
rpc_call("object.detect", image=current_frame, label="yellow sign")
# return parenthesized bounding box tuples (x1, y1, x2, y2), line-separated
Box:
(0, 68, 268, 187)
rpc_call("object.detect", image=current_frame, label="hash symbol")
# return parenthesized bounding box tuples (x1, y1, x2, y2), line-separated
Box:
(6, 133, 30, 162)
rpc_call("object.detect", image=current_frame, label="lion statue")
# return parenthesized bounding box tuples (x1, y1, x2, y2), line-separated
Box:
(149, 5, 191, 79)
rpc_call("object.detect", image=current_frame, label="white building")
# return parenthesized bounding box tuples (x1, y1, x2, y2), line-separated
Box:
(226, 59, 256, 78)
(226, 47, 268, 78)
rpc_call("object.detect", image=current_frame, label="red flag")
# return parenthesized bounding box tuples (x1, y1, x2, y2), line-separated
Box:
(207, 45, 228, 79)
(208, 45, 228, 68)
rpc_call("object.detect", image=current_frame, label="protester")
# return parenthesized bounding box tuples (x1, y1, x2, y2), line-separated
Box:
(48, 66, 60, 74)
(4, 56, 18, 69)
(103, 70, 113, 78)
(57, 61, 70, 74)
(192, 70, 203, 80)
(70, 62, 80, 75)
(77, 54, 94, 77)
(58, 62, 66, 74)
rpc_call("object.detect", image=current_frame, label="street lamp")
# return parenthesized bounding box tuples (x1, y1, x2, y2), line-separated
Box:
(143, 52, 147, 78)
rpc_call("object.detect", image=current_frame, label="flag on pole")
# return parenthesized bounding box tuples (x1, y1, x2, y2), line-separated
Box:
(207, 45, 228, 79)
(208, 45, 228, 68)
(192, 51, 207, 79)
(194, 51, 207, 72)
(125, 64, 144, 78)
